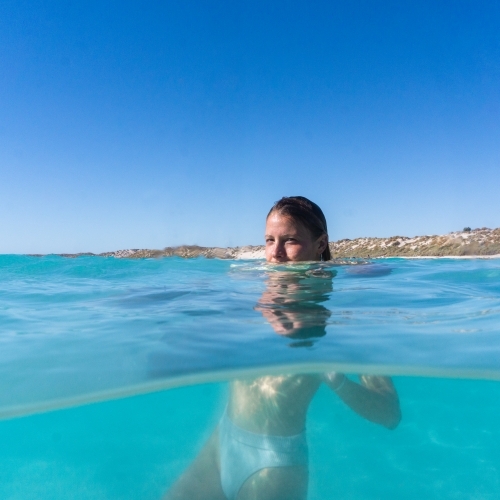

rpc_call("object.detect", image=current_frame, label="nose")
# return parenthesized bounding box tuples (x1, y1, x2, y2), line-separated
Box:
(272, 241, 286, 261)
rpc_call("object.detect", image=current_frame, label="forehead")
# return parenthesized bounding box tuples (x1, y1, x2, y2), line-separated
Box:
(265, 213, 309, 234)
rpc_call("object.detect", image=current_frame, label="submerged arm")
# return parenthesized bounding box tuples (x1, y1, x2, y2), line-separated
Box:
(323, 373, 401, 429)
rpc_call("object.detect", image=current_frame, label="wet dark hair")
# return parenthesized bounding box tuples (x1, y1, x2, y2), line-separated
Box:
(267, 196, 331, 261)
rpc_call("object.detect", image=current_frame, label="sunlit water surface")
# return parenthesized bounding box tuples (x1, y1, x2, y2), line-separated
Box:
(1, 255, 500, 498)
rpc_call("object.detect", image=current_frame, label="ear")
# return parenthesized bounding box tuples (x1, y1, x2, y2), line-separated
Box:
(316, 234, 328, 255)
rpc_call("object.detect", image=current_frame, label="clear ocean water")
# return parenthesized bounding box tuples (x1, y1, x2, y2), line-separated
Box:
(1, 255, 500, 499)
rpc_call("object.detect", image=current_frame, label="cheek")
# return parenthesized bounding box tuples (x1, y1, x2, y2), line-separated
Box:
(287, 244, 307, 260)
(294, 242, 315, 260)
(265, 244, 274, 260)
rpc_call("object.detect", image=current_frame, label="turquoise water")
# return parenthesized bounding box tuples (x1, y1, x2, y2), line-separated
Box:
(1, 379, 499, 499)
(1, 255, 500, 498)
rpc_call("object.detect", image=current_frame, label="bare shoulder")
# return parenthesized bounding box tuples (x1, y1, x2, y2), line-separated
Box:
(358, 375, 398, 395)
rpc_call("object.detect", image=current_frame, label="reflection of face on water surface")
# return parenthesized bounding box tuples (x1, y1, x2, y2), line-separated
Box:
(255, 268, 334, 345)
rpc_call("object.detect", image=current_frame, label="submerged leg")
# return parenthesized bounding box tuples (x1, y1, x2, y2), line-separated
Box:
(237, 465, 308, 500)
(163, 428, 226, 500)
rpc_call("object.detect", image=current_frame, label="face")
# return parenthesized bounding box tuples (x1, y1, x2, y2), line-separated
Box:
(265, 213, 327, 263)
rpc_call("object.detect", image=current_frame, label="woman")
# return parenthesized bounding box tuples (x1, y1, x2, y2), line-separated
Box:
(166, 196, 401, 500)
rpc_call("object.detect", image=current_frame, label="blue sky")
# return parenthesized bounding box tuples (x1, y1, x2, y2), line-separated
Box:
(1, 1, 499, 253)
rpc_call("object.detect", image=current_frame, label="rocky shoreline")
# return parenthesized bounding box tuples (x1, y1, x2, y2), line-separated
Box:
(53, 227, 500, 259)
(330, 227, 500, 258)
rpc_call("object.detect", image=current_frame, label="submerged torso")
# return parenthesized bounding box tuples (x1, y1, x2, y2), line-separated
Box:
(227, 374, 322, 435)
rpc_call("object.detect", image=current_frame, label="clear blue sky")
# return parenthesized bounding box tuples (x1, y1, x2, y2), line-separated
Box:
(1, 1, 499, 253)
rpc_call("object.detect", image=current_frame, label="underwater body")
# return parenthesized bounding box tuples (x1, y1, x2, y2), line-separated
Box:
(1, 255, 500, 499)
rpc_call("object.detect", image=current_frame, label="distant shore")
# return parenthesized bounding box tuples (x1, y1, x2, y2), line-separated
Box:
(328, 227, 500, 259)
(51, 227, 500, 259)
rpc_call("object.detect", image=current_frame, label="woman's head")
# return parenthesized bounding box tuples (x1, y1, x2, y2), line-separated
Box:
(265, 196, 331, 262)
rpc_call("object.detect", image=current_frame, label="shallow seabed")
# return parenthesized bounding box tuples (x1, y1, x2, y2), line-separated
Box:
(1, 255, 500, 498)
